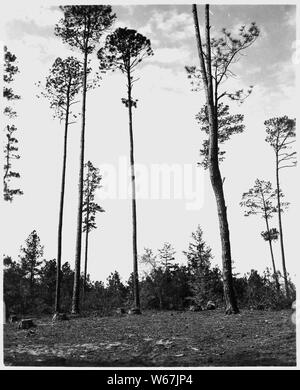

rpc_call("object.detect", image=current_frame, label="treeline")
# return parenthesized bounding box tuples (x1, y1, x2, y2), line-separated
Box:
(4, 226, 295, 317)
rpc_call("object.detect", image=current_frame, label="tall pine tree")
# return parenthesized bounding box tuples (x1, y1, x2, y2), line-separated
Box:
(3, 46, 22, 201)
(55, 5, 116, 314)
(240, 179, 287, 292)
(264, 116, 296, 300)
(190, 4, 259, 313)
(98, 27, 153, 314)
(38, 56, 84, 313)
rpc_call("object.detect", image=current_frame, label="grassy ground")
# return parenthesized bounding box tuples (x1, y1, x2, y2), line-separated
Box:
(3, 309, 296, 367)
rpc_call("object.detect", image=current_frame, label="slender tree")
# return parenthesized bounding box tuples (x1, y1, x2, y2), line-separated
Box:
(191, 4, 259, 313)
(264, 116, 296, 300)
(55, 6, 116, 314)
(98, 27, 153, 314)
(19, 230, 44, 309)
(38, 56, 84, 313)
(82, 161, 104, 299)
(240, 179, 288, 292)
(3, 46, 23, 201)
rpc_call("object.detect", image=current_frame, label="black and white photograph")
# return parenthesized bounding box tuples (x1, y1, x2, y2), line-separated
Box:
(1, 0, 298, 370)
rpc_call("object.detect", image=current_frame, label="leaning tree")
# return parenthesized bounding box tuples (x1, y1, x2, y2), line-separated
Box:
(264, 116, 296, 300)
(82, 161, 104, 299)
(37, 56, 84, 313)
(3, 46, 23, 202)
(240, 179, 288, 292)
(98, 27, 154, 314)
(190, 4, 259, 313)
(55, 5, 116, 314)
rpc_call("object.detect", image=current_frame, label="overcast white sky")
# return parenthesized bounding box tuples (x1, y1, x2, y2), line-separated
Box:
(1, 1, 298, 285)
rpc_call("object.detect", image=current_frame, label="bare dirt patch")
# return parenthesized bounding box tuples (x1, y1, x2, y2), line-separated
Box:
(3, 309, 296, 367)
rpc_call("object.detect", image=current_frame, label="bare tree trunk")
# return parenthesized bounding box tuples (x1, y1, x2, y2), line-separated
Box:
(193, 4, 238, 314)
(82, 164, 90, 302)
(209, 170, 238, 313)
(29, 264, 35, 311)
(54, 89, 70, 314)
(264, 217, 280, 292)
(72, 49, 88, 314)
(260, 188, 280, 292)
(127, 70, 141, 313)
(275, 155, 290, 300)
(83, 217, 89, 301)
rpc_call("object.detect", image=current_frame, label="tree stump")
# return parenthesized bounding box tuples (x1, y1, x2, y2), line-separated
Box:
(18, 319, 35, 329)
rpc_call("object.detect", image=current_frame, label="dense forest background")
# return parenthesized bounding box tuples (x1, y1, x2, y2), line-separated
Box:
(4, 226, 295, 315)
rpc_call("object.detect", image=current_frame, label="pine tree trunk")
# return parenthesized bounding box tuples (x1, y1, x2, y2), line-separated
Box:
(4, 126, 10, 181)
(54, 89, 70, 314)
(29, 261, 35, 311)
(4, 126, 11, 198)
(82, 165, 90, 302)
(72, 49, 88, 314)
(193, 4, 238, 314)
(264, 216, 280, 292)
(83, 220, 89, 301)
(276, 155, 290, 300)
(209, 169, 239, 313)
(127, 70, 141, 313)
(260, 188, 280, 292)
